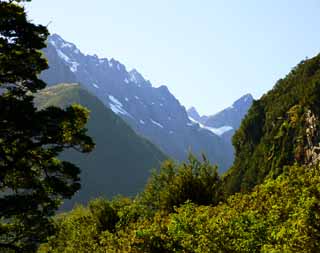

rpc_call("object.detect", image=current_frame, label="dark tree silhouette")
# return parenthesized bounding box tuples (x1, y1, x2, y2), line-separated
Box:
(0, 1, 94, 252)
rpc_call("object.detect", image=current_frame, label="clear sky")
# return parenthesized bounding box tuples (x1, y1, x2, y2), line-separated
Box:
(26, 0, 320, 115)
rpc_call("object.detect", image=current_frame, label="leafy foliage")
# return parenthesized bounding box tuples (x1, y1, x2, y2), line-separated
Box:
(39, 163, 320, 252)
(0, 1, 94, 252)
(139, 154, 222, 213)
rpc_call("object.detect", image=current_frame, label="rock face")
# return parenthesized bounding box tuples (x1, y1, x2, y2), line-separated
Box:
(305, 110, 320, 165)
(41, 34, 233, 171)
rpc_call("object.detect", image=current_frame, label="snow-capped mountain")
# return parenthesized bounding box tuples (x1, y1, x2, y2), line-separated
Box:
(41, 34, 233, 171)
(204, 94, 254, 129)
(187, 94, 254, 144)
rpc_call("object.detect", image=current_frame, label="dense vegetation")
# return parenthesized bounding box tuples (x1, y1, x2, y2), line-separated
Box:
(34, 83, 166, 209)
(39, 162, 320, 252)
(224, 54, 320, 194)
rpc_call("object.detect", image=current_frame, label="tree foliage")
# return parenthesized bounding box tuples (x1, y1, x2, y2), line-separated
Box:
(0, 1, 94, 252)
(139, 154, 222, 213)
(39, 164, 320, 252)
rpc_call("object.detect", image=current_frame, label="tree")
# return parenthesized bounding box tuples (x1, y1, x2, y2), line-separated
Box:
(140, 154, 222, 213)
(0, 1, 94, 252)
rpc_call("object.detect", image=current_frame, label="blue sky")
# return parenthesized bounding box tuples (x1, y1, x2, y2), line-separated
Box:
(26, 0, 320, 115)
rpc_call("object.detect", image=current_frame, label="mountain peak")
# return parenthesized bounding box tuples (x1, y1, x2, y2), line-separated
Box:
(129, 68, 148, 86)
(48, 34, 77, 50)
(232, 93, 253, 107)
(49, 33, 63, 41)
(187, 107, 201, 121)
(202, 93, 254, 129)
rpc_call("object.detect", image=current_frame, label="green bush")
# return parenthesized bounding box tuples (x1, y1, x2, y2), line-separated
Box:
(139, 154, 222, 213)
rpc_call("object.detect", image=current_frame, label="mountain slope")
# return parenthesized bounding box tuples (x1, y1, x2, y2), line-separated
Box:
(41, 34, 233, 171)
(224, 54, 320, 194)
(35, 83, 166, 209)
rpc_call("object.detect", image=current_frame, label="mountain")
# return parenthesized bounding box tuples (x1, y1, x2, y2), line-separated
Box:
(187, 94, 253, 148)
(34, 83, 166, 209)
(204, 94, 254, 129)
(41, 34, 233, 172)
(224, 54, 320, 194)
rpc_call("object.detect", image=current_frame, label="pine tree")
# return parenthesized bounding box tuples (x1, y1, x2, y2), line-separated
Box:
(0, 1, 94, 251)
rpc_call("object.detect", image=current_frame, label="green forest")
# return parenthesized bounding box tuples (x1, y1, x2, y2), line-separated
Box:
(1, 0, 320, 252)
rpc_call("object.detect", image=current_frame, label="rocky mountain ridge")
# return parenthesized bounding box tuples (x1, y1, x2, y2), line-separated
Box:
(41, 34, 233, 171)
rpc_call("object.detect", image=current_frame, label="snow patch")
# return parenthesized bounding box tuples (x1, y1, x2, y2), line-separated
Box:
(209, 126, 233, 136)
(140, 120, 145, 124)
(124, 78, 129, 84)
(125, 97, 129, 102)
(56, 49, 70, 62)
(56, 49, 79, 72)
(108, 95, 131, 117)
(188, 117, 233, 136)
(134, 96, 140, 100)
(117, 64, 120, 71)
(109, 95, 123, 107)
(92, 83, 99, 88)
(129, 72, 138, 84)
(151, 119, 164, 128)
(61, 42, 74, 49)
(49, 40, 56, 47)
(69, 62, 79, 72)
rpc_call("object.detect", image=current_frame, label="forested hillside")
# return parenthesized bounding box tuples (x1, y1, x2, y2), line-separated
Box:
(224, 54, 320, 194)
(35, 83, 166, 209)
